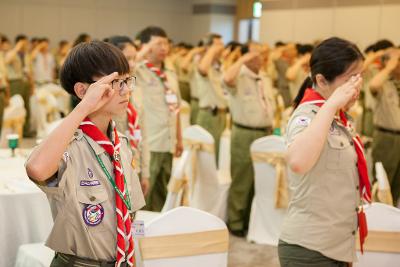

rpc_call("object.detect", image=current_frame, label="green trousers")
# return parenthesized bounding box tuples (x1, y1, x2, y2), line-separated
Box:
(0, 89, 5, 134)
(372, 128, 400, 206)
(227, 124, 268, 232)
(9, 79, 31, 136)
(196, 109, 226, 164)
(278, 240, 349, 267)
(179, 81, 191, 103)
(190, 98, 199, 125)
(146, 151, 173, 211)
(361, 108, 374, 137)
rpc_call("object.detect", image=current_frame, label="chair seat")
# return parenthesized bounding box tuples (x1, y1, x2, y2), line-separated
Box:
(15, 243, 54, 267)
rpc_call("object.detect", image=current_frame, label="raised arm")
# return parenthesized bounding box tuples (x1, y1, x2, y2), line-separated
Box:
(369, 49, 400, 94)
(26, 72, 118, 181)
(223, 52, 259, 87)
(198, 44, 223, 76)
(287, 75, 362, 174)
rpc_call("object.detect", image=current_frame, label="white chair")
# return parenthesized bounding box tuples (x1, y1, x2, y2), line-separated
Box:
(136, 207, 228, 267)
(217, 128, 231, 183)
(247, 135, 287, 246)
(0, 95, 26, 147)
(183, 125, 231, 221)
(372, 162, 393, 206)
(180, 100, 191, 131)
(15, 243, 54, 267)
(354, 203, 400, 267)
(162, 149, 192, 212)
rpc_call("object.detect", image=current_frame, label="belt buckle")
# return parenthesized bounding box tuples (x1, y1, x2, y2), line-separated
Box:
(211, 106, 218, 116)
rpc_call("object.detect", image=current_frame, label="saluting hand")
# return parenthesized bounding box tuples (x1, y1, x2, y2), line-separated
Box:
(327, 74, 362, 111)
(79, 72, 118, 115)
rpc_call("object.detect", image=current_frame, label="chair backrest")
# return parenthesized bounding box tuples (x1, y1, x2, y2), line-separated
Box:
(218, 129, 231, 179)
(250, 135, 286, 198)
(355, 203, 400, 267)
(3, 95, 26, 119)
(137, 207, 228, 267)
(180, 100, 191, 131)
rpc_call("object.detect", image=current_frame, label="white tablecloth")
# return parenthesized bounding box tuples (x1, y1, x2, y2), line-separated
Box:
(0, 149, 53, 267)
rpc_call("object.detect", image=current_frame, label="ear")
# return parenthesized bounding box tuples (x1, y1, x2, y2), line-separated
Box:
(73, 82, 87, 100)
(315, 74, 328, 89)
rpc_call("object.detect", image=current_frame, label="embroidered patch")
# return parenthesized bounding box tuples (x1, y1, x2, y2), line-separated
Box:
(82, 204, 104, 226)
(80, 180, 100, 186)
(294, 116, 311, 127)
(87, 168, 94, 178)
(62, 152, 70, 162)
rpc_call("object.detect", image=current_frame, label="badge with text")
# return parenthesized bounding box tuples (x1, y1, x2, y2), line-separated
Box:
(82, 204, 104, 226)
(165, 92, 178, 105)
(133, 220, 145, 237)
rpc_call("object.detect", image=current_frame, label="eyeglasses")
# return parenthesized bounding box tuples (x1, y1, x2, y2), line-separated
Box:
(90, 76, 136, 95)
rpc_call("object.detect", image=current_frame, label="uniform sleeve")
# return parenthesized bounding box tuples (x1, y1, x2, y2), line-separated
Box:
(285, 106, 317, 147)
(25, 148, 71, 195)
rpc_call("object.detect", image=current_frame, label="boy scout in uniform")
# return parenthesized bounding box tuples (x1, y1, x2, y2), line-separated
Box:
(223, 44, 275, 236)
(26, 41, 145, 267)
(135, 26, 183, 212)
(180, 45, 205, 124)
(196, 33, 227, 162)
(5, 35, 34, 137)
(370, 48, 400, 206)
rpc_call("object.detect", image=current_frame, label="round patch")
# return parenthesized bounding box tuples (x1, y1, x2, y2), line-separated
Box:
(82, 204, 104, 226)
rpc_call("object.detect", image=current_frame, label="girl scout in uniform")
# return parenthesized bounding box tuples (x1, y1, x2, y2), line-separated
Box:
(26, 41, 145, 267)
(279, 37, 371, 267)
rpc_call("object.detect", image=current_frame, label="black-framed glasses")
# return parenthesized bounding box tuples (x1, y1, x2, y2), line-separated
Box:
(89, 76, 136, 95)
(111, 76, 136, 92)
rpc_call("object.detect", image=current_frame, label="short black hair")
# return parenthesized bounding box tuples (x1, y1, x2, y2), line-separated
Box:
(373, 39, 394, 52)
(275, 41, 286, 47)
(15, 34, 27, 43)
(226, 41, 242, 52)
(138, 26, 167, 44)
(297, 44, 314, 55)
(364, 44, 375, 54)
(60, 41, 129, 97)
(107, 35, 135, 51)
(39, 37, 49, 43)
(73, 33, 91, 47)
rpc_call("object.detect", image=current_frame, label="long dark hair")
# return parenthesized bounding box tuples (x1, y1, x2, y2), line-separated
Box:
(293, 37, 364, 108)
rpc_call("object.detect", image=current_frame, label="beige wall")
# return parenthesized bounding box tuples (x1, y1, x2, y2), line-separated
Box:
(260, 1, 400, 49)
(0, 0, 195, 45)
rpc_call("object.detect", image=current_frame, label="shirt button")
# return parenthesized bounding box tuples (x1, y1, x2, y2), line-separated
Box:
(89, 196, 96, 201)
(356, 185, 359, 190)
(350, 141, 354, 146)
(355, 207, 359, 212)
(340, 142, 344, 147)
(352, 230, 356, 235)
(74, 132, 79, 137)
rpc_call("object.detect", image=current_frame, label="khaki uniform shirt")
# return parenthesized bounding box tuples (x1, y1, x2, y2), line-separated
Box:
(113, 103, 150, 179)
(224, 65, 275, 128)
(29, 129, 145, 261)
(196, 64, 227, 109)
(281, 103, 360, 263)
(134, 61, 180, 153)
(6, 52, 24, 80)
(373, 79, 400, 131)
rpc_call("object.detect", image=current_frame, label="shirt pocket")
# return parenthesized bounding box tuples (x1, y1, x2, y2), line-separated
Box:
(326, 134, 355, 170)
(77, 187, 109, 232)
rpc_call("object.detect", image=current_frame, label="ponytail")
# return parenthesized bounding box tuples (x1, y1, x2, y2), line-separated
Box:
(293, 76, 313, 109)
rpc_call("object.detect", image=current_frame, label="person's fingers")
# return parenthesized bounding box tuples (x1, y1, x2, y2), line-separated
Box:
(94, 72, 118, 85)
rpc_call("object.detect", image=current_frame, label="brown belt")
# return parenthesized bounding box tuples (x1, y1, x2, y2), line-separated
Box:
(200, 106, 227, 116)
(56, 252, 126, 267)
(233, 122, 272, 132)
(376, 126, 400, 135)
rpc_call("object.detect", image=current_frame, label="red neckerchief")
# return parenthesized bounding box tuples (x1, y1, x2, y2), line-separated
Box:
(79, 118, 135, 266)
(127, 102, 140, 149)
(300, 88, 371, 253)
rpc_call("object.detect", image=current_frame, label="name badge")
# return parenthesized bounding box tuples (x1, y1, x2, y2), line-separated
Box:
(133, 129, 142, 141)
(133, 220, 145, 237)
(165, 93, 178, 105)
